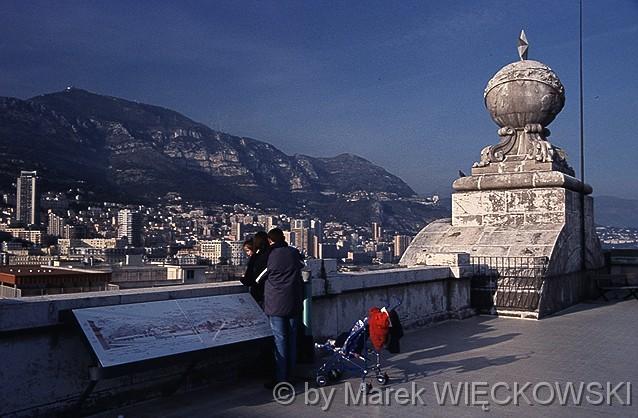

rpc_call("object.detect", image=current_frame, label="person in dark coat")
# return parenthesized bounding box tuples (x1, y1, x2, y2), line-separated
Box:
(240, 239, 256, 293)
(240, 232, 269, 307)
(386, 309, 404, 353)
(263, 227, 304, 384)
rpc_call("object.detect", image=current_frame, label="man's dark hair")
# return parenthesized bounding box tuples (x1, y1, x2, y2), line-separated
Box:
(267, 227, 286, 244)
(254, 231, 268, 251)
(242, 238, 254, 250)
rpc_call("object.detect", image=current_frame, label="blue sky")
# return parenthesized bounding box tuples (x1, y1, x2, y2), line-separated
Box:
(0, 0, 636, 198)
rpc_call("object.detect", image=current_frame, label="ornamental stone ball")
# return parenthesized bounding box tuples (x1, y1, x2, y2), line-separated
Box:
(484, 60, 565, 129)
(471, 31, 574, 176)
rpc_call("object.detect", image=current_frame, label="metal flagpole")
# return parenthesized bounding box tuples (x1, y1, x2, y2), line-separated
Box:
(579, 0, 587, 270)
(579, 0, 585, 185)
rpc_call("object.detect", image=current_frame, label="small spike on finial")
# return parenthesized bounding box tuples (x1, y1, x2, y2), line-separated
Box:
(518, 30, 529, 60)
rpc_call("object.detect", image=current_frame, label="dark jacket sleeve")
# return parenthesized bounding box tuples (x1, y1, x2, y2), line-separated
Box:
(253, 251, 268, 279)
(250, 250, 268, 304)
(240, 255, 256, 287)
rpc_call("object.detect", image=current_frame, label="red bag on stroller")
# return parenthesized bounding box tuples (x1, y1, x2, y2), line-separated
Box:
(368, 307, 390, 352)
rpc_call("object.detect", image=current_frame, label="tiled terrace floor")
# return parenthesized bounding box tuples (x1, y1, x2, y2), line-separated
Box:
(93, 299, 638, 417)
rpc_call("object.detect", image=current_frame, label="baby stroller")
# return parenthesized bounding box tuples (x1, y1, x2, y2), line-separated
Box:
(314, 301, 401, 392)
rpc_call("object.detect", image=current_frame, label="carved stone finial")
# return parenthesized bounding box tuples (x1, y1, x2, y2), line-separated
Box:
(473, 38, 574, 177)
(518, 30, 529, 60)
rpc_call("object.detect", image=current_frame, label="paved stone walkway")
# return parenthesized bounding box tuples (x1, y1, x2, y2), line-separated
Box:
(93, 299, 638, 417)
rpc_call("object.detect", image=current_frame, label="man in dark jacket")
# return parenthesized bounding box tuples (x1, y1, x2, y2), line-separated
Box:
(264, 228, 304, 384)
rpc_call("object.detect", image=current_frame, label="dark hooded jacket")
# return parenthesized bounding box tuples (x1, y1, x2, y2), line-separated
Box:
(263, 241, 304, 317)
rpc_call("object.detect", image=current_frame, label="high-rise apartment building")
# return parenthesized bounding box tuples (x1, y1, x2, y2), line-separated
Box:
(291, 219, 311, 254)
(308, 219, 323, 258)
(393, 235, 413, 259)
(291, 219, 309, 230)
(63, 224, 78, 240)
(16, 171, 40, 226)
(231, 222, 243, 241)
(309, 234, 320, 258)
(311, 219, 323, 241)
(283, 231, 296, 247)
(47, 211, 66, 237)
(264, 215, 278, 232)
(372, 222, 382, 242)
(117, 209, 142, 247)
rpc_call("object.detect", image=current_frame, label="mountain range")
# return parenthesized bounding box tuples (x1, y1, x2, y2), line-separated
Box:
(0, 88, 446, 233)
(3, 88, 630, 233)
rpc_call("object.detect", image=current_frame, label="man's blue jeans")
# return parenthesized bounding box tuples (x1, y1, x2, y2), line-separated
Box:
(268, 315, 298, 382)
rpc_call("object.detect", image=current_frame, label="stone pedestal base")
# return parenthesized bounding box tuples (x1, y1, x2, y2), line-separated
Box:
(400, 173, 604, 318)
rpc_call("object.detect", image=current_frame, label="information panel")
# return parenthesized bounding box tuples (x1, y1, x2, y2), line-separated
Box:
(72, 293, 272, 368)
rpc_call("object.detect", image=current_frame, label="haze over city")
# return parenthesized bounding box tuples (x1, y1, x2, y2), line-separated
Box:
(1, 0, 636, 198)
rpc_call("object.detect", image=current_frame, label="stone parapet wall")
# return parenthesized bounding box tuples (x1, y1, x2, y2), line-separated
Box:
(309, 264, 473, 339)
(0, 282, 246, 333)
(0, 265, 472, 417)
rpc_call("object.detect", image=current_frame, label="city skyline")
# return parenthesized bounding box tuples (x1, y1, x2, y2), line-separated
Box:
(1, 3, 636, 412)
(1, 1, 636, 199)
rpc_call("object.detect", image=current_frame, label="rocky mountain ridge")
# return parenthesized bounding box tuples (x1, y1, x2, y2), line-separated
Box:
(0, 88, 445, 233)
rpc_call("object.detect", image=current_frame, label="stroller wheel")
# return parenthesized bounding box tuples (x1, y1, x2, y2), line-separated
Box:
(329, 369, 342, 381)
(316, 375, 328, 387)
(376, 373, 389, 385)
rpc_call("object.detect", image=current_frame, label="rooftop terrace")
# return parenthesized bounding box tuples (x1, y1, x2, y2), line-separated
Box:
(1, 256, 635, 417)
(92, 299, 637, 418)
